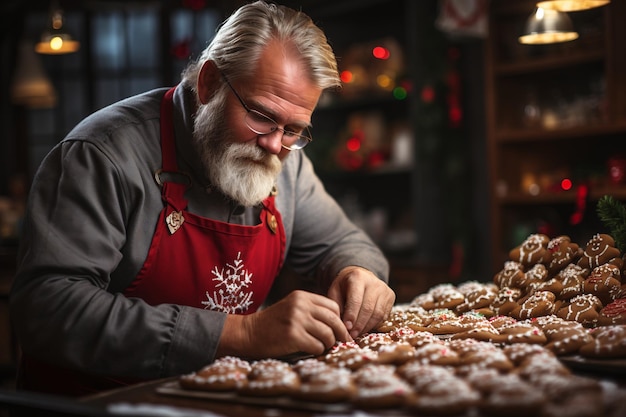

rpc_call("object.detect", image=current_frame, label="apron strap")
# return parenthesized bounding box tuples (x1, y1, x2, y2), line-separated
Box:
(160, 87, 179, 172)
(159, 86, 189, 210)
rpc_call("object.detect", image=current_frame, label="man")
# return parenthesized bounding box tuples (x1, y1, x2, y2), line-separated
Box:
(10, 0, 394, 396)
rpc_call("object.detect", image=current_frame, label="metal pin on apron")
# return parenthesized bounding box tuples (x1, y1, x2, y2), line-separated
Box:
(166, 210, 185, 234)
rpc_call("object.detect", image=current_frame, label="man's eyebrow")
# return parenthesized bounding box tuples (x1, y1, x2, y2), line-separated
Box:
(248, 99, 312, 129)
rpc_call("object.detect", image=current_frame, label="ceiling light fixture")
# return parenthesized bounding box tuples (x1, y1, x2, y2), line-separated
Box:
(35, 1, 80, 55)
(12, 41, 58, 108)
(536, 0, 610, 12)
(518, 7, 579, 44)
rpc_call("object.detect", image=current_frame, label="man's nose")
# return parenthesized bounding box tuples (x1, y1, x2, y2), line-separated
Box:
(256, 129, 284, 155)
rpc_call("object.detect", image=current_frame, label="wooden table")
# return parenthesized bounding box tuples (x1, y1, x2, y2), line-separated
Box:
(80, 377, 355, 417)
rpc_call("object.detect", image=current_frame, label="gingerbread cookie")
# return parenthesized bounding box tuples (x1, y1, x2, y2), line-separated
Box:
(179, 356, 250, 392)
(583, 263, 622, 305)
(413, 342, 461, 366)
(511, 290, 557, 320)
(375, 341, 416, 365)
(490, 287, 523, 316)
(509, 234, 550, 267)
(420, 284, 465, 310)
(494, 261, 525, 289)
(502, 343, 552, 366)
(292, 366, 356, 403)
(407, 375, 480, 417)
(351, 364, 412, 408)
(597, 298, 626, 326)
(478, 373, 546, 417)
(546, 235, 582, 275)
(556, 293, 603, 326)
(324, 342, 378, 370)
(519, 263, 549, 290)
(543, 323, 593, 356)
(455, 284, 497, 314)
(240, 359, 300, 396)
(555, 264, 587, 300)
(577, 233, 622, 270)
(396, 362, 456, 389)
(400, 330, 445, 348)
(515, 351, 571, 379)
(579, 325, 626, 358)
(496, 321, 547, 345)
(376, 309, 430, 332)
(528, 373, 603, 417)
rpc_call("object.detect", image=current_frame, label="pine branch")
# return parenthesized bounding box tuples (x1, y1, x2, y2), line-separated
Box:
(596, 195, 626, 253)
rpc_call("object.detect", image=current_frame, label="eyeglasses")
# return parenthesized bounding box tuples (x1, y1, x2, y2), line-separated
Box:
(221, 73, 313, 151)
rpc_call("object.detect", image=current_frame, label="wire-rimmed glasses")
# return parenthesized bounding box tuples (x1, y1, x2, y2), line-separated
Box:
(221, 73, 313, 151)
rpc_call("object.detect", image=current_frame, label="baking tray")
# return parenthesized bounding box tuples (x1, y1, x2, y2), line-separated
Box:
(156, 380, 353, 413)
(559, 355, 626, 377)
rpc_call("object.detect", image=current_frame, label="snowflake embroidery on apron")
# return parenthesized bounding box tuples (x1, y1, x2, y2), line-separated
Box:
(201, 252, 254, 313)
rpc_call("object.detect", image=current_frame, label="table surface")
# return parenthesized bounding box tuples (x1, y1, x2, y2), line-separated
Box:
(80, 377, 353, 417)
(78, 370, 626, 417)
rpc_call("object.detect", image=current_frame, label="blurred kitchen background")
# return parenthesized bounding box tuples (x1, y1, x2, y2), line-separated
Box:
(1, 0, 625, 386)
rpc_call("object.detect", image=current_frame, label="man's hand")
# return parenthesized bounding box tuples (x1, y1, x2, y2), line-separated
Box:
(216, 290, 352, 359)
(327, 266, 396, 339)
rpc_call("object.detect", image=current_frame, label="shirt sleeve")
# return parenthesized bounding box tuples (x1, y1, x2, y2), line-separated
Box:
(277, 152, 390, 291)
(10, 138, 226, 379)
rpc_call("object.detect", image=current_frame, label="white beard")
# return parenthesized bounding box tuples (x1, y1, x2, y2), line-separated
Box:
(192, 90, 282, 207)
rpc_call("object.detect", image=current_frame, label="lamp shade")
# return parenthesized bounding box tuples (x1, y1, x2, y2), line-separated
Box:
(11, 41, 57, 108)
(536, 0, 610, 12)
(518, 7, 579, 44)
(35, 7, 80, 54)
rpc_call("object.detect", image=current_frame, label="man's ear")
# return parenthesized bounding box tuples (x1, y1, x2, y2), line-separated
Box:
(197, 60, 220, 104)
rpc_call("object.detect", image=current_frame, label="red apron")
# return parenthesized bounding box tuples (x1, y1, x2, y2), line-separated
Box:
(124, 86, 286, 311)
(18, 86, 286, 396)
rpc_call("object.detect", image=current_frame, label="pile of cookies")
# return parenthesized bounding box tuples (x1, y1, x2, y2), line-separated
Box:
(176, 232, 626, 414)
(179, 337, 625, 416)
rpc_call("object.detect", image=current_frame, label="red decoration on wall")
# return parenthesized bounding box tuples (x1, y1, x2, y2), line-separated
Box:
(182, 0, 206, 11)
(421, 85, 435, 103)
(570, 183, 589, 225)
(171, 38, 192, 60)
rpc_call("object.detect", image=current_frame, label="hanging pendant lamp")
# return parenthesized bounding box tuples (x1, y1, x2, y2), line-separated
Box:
(518, 7, 579, 44)
(35, 1, 80, 55)
(536, 0, 610, 12)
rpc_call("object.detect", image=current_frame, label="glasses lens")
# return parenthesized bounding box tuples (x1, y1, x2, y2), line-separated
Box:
(246, 110, 312, 150)
(282, 128, 312, 150)
(246, 110, 277, 135)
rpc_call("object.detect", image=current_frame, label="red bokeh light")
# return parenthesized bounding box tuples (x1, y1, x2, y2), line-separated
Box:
(340, 70, 353, 83)
(346, 137, 361, 152)
(561, 178, 573, 191)
(372, 46, 390, 60)
(421, 85, 435, 103)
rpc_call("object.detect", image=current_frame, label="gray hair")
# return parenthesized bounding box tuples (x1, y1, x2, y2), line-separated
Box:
(181, 1, 340, 92)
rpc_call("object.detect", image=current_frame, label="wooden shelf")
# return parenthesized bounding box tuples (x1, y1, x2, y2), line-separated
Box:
(494, 49, 605, 76)
(495, 122, 626, 143)
(498, 186, 626, 206)
(484, 0, 626, 273)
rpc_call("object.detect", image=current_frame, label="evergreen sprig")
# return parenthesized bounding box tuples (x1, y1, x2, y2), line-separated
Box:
(596, 195, 626, 253)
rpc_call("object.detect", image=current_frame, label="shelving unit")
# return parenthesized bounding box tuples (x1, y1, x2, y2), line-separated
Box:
(269, 0, 464, 301)
(485, 0, 626, 272)
(282, 0, 418, 262)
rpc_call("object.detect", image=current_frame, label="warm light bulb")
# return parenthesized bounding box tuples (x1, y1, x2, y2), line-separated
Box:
(50, 36, 63, 51)
(376, 74, 393, 89)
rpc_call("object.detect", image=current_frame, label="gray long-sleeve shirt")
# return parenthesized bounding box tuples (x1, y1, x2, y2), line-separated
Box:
(9, 85, 389, 379)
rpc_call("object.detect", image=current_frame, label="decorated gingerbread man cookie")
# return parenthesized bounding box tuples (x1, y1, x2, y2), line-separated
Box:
(509, 234, 550, 267)
(493, 261, 525, 289)
(597, 298, 626, 326)
(577, 233, 622, 270)
(546, 235, 582, 275)
(583, 263, 622, 305)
